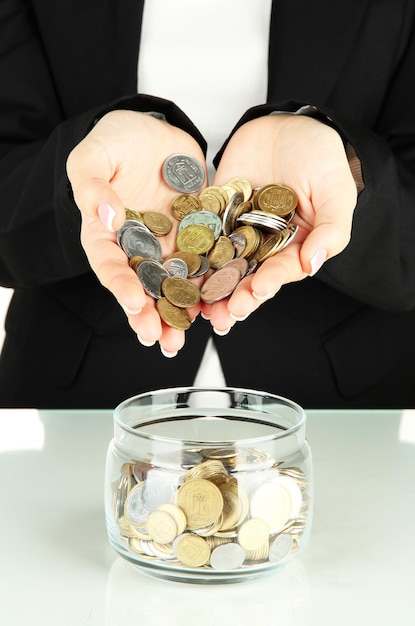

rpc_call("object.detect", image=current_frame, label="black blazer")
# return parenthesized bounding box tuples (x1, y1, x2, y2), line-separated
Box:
(0, 0, 414, 408)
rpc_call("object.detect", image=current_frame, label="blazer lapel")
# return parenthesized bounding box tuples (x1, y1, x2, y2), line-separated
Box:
(267, 0, 370, 107)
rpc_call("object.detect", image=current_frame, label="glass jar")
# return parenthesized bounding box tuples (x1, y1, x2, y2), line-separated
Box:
(105, 387, 313, 583)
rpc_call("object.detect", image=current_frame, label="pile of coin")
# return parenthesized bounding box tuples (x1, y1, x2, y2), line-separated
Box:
(116, 154, 299, 329)
(112, 447, 310, 571)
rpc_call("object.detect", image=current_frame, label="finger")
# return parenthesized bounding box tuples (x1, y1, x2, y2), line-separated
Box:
(300, 173, 357, 275)
(81, 215, 146, 313)
(67, 146, 126, 232)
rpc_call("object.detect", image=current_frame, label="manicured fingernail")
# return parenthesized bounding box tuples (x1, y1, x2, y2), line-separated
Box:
(252, 291, 273, 301)
(230, 312, 250, 321)
(310, 249, 328, 276)
(201, 312, 211, 321)
(160, 346, 178, 358)
(122, 304, 142, 315)
(137, 333, 155, 347)
(98, 202, 116, 231)
(213, 327, 231, 336)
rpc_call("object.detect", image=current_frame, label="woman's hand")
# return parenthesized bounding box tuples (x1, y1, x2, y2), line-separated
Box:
(204, 114, 357, 333)
(66, 110, 207, 355)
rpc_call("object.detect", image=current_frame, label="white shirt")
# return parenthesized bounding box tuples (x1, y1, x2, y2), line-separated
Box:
(137, 0, 273, 383)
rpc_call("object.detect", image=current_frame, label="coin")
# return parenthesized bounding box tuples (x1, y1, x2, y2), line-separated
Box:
(199, 192, 223, 215)
(164, 250, 202, 276)
(120, 226, 162, 261)
(179, 210, 223, 239)
(171, 193, 201, 220)
(146, 509, 178, 544)
(158, 503, 187, 535)
(137, 260, 170, 299)
(207, 235, 235, 269)
(162, 153, 206, 193)
(268, 533, 294, 562)
(162, 257, 189, 278)
(222, 191, 245, 236)
(237, 517, 270, 551)
(174, 533, 210, 567)
(142, 211, 172, 235)
(161, 276, 201, 308)
(156, 297, 192, 330)
(176, 224, 215, 254)
(210, 542, 246, 570)
(250, 481, 292, 531)
(125, 208, 144, 222)
(254, 183, 298, 216)
(125, 482, 150, 525)
(225, 177, 252, 202)
(200, 264, 242, 303)
(176, 478, 223, 530)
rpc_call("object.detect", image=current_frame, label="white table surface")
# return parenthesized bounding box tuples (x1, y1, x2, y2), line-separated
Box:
(0, 408, 414, 626)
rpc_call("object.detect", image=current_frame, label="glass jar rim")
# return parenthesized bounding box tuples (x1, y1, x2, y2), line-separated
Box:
(113, 386, 306, 446)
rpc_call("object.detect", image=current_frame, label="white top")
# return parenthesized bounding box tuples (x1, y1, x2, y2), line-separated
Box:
(138, 1, 273, 382)
(0, 408, 414, 625)
(138, 0, 273, 182)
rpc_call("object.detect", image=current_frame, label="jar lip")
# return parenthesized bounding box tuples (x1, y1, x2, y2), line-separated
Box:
(114, 386, 306, 445)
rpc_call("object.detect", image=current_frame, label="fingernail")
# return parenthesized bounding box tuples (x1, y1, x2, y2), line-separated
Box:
(230, 312, 250, 321)
(213, 327, 231, 336)
(122, 304, 142, 315)
(160, 346, 178, 358)
(137, 333, 155, 347)
(310, 249, 328, 276)
(252, 291, 273, 301)
(98, 202, 116, 231)
(201, 312, 211, 321)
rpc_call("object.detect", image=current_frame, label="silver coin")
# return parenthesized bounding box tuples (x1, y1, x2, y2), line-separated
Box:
(138, 260, 170, 299)
(178, 210, 223, 239)
(237, 211, 288, 233)
(228, 231, 246, 257)
(163, 257, 189, 278)
(141, 474, 178, 511)
(222, 191, 244, 236)
(210, 543, 246, 570)
(268, 533, 293, 563)
(116, 219, 150, 246)
(120, 226, 162, 261)
(126, 483, 150, 525)
(162, 153, 206, 193)
(191, 255, 210, 277)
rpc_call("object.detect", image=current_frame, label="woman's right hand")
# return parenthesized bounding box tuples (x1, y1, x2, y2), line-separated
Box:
(66, 110, 207, 355)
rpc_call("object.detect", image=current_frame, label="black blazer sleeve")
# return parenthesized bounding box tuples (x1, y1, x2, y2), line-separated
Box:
(0, 1, 206, 290)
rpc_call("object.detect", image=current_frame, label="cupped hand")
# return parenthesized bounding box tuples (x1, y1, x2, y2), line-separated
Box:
(204, 113, 358, 333)
(66, 110, 207, 354)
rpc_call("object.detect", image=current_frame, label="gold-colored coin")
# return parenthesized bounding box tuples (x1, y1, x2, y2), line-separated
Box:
(125, 207, 144, 222)
(199, 192, 223, 215)
(176, 478, 224, 530)
(254, 184, 298, 216)
(158, 503, 187, 535)
(218, 482, 241, 531)
(129, 255, 146, 272)
(146, 509, 178, 544)
(142, 211, 172, 235)
(244, 540, 270, 562)
(231, 225, 263, 259)
(156, 297, 192, 330)
(255, 231, 287, 262)
(184, 459, 228, 482)
(237, 517, 270, 551)
(161, 276, 201, 308)
(171, 194, 201, 220)
(207, 235, 235, 269)
(201, 185, 229, 204)
(175, 534, 210, 567)
(176, 224, 215, 254)
(225, 177, 253, 202)
(163, 250, 202, 276)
